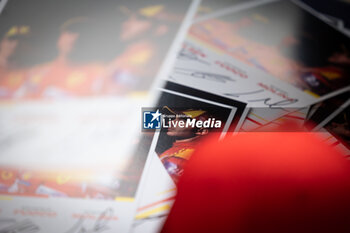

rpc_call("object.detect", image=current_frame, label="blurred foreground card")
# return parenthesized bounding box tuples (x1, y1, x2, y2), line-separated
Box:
(0, 0, 198, 232)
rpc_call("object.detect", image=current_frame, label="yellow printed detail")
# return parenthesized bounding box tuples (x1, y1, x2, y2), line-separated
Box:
(56, 175, 71, 185)
(7, 74, 23, 87)
(174, 148, 195, 160)
(6, 26, 18, 37)
(22, 172, 32, 180)
(188, 35, 224, 55)
(128, 91, 148, 98)
(320, 71, 341, 80)
(135, 204, 171, 220)
(304, 90, 320, 98)
(1, 171, 13, 180)
(250, 112, 268, 123)
(19, 26, 30, 34)
(252, 14, 269, 23)
(30, 75, 43, 84)
(0, 196, 13, 201)
(115, 197, 135, 202)
(129, 49, 152, 64)
(66, 72, 86, 88)
(157, 188, 176, 196)
(204, 23, 213, 31)
(183, 110, 206, 118)
(139, 5, 164, 17)
(198, 6, 211, 14)
(6, 26, 30, 37)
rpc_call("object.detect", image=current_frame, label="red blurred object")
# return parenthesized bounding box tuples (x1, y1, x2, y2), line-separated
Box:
(161, 132, 350, 233)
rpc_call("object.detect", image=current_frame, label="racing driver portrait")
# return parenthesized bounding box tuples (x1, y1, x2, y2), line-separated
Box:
(156, 106, 211, 184)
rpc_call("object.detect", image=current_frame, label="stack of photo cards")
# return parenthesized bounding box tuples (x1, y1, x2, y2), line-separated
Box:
(133, 1, 350, 231)
(0, 0, 200, 232)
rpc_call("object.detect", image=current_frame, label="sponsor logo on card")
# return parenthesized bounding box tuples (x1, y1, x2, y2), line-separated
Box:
(143, 110, 162, 129)
(142, 108, 222, 130)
